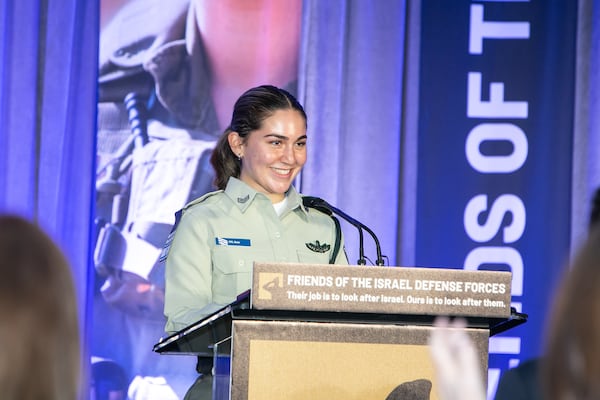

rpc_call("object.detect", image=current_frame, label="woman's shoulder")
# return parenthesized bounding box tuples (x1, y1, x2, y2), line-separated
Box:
(182, 190, 227, 214)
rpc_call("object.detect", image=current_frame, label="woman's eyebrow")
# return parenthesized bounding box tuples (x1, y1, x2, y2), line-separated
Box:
(263, 133, 288, 140)
(263, 134, 308, 141)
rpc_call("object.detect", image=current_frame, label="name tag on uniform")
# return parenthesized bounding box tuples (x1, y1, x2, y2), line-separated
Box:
(215, 237, 251, 246)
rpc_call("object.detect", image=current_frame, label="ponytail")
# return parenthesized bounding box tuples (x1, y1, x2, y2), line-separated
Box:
(210, 128, 240, 190)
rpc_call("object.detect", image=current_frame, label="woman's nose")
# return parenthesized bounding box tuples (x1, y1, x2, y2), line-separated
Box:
(281, 144, 295, 163)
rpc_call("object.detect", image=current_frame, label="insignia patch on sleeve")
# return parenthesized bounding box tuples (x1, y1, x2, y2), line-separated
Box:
(158, 209, 182, 263)
(158, 231, 174, 263)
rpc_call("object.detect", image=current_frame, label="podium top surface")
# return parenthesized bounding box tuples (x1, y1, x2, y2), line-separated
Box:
(153, 290, 526, 355)
(153, 291, 251, 356)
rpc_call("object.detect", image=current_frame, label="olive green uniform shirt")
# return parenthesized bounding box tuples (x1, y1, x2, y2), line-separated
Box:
(164, 178, 348, 332)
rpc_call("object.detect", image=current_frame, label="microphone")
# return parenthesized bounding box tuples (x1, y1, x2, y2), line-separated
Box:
(302, 196, 386, 266)
(303, 196, 366, 264)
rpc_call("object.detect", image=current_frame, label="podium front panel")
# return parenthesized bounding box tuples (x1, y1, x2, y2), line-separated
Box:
(230, 320, 489, 400)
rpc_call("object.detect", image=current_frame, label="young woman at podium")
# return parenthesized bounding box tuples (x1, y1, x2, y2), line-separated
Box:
(162, 85, 348, 398)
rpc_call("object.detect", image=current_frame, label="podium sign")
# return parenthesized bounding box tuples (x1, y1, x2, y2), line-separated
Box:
(251, 263, 512, 318)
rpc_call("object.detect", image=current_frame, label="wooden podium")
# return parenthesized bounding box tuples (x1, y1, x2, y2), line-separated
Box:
(153, 263, 526, 400)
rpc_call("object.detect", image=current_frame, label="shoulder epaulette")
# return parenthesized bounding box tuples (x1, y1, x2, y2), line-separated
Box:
(183, 190, 223, 211)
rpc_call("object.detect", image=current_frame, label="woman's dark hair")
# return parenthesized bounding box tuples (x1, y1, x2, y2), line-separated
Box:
(210, 85, 307, 190)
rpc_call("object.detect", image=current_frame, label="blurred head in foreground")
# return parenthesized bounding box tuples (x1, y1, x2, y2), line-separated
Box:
(0, 215, 80, 400)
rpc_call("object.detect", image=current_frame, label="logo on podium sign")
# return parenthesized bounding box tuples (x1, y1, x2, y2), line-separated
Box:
(257, 272, 283, 300)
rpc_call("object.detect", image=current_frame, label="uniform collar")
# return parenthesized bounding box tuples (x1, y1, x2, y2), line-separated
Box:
(224, 177, 308, 218)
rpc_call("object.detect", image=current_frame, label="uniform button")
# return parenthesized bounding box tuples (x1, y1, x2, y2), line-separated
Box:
(238, 260, 244, 266)
(274, 232, 281, 238)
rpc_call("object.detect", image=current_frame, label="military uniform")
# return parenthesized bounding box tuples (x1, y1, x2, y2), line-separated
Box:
(95, 2, 303, 397)
(94, 1, 223, 397)
(163, 177, 347, 399)
(96, 0, 219, 294)
(96, 0, 298, 306)
(164, 177, 349, 332)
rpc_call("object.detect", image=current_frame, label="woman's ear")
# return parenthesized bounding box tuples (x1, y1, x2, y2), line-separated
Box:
(227, 131, 243, 157)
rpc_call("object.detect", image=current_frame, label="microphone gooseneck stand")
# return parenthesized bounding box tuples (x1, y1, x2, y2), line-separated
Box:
(302, 196, 386, 266)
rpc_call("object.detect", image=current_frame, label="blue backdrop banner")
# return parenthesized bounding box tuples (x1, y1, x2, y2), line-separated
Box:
(416, 0, 577, 395)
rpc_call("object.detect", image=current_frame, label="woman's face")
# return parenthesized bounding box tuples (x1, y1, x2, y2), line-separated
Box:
(231, 108, 307, 203)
